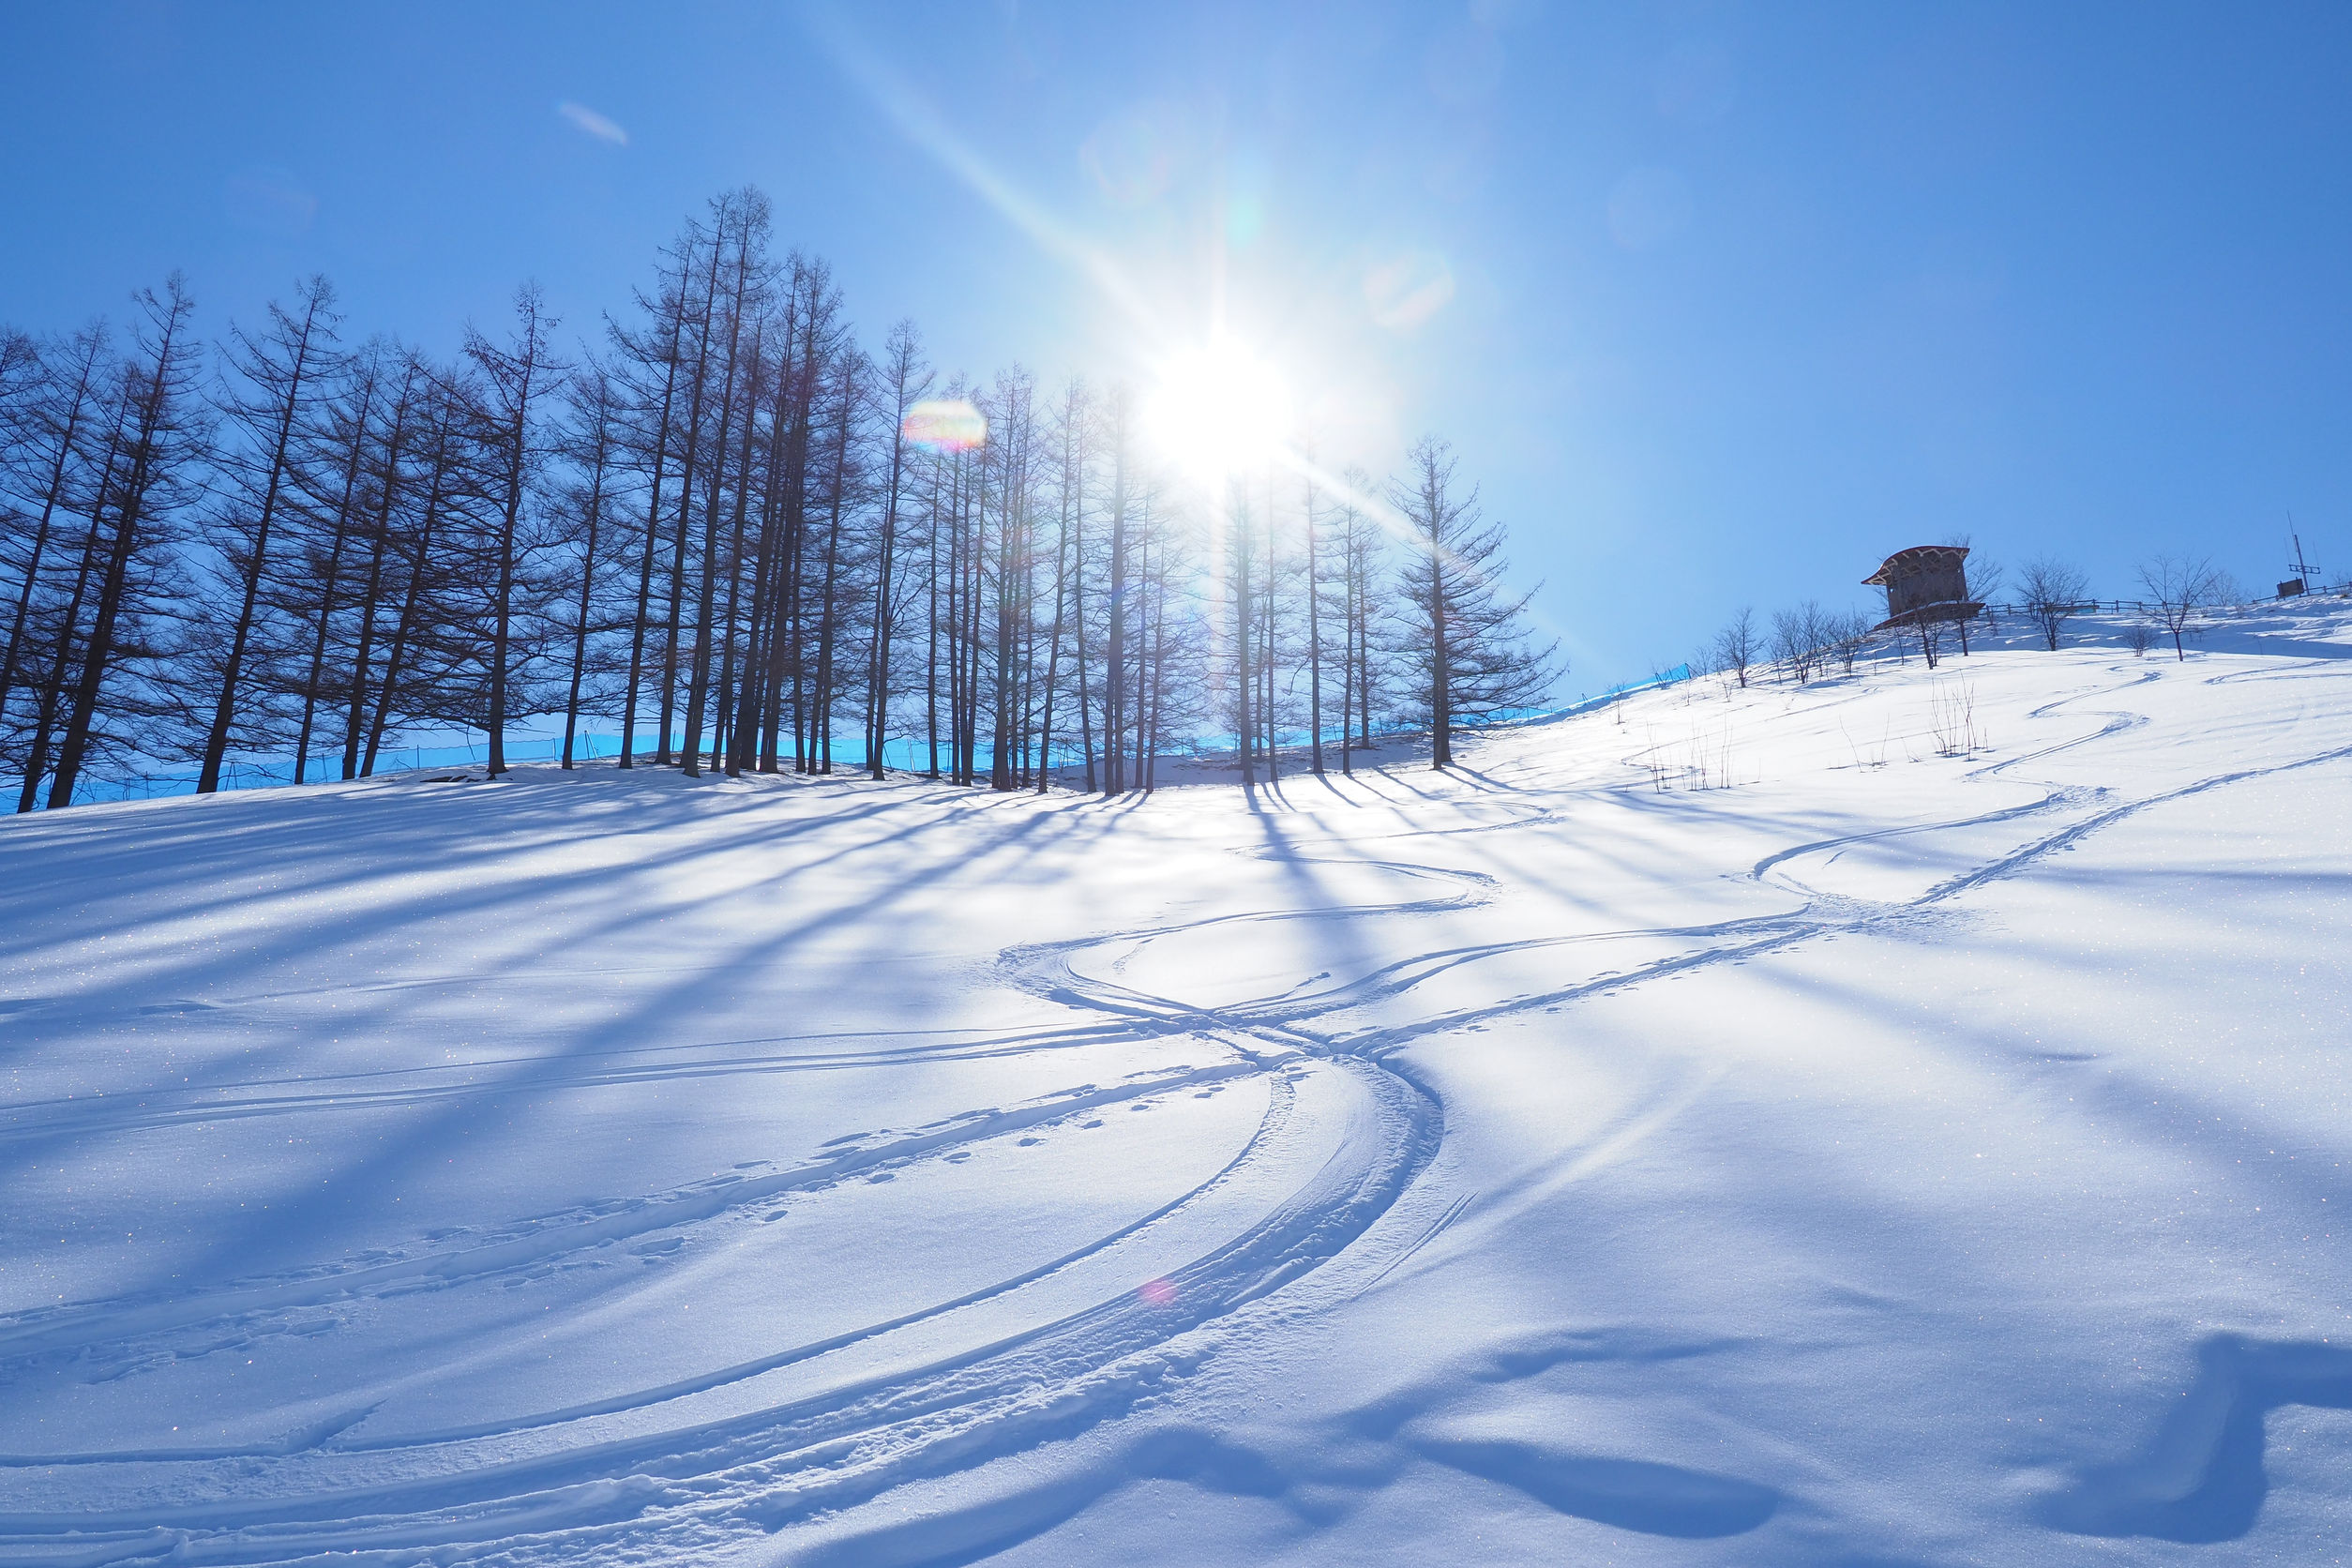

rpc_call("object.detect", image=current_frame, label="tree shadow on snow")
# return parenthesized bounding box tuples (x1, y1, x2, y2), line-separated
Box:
(0, 768, 1138, 1296)
(2040, 1333, 2352, 1542)
(1410, 1436, 1780, 1538)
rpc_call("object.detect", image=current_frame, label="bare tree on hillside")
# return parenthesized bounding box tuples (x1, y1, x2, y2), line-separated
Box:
(43, 279, 206, 808)
(2019, 557, 2089, 651)
(1772, 601, 1837, 683)
(0, 326, 111, 741)
(194, 276, 340, 793)
(2138, 554, 2234, 661)
(1332, 469, 1388, 774)
(555, 361, 625, 768)
(1033, 378, 1087, 792)
(280, 350, 383, 783)
(1712, 607, 1758, 687)
(1390, 437, 1556, 769)
(337, 348, 425, 780)
(351, 372, 457, 776)
(1303, 462, 1328, 775)
(1965, 550, 2006, 643)
(464, 284, 568, 777)
(1829, 608, 1875, 672)
(1915, 614, 1949, 670)
(611, 233, 695, 770)
(0, 330, 34, 404)
(1941, 533, 1998, 654)
(867, 321, 930, 779)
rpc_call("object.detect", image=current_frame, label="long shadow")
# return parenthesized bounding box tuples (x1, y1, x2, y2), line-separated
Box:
(2042, 1334, 2352, 1542)
(0, 781, 1464, 1540)
(1411, 1437, 1778, 1538)
(142, 794, 1117, 1289)
(0, 777, 867, 993)
(0, 781, 965, 1132)
(2194, 631, 2352, 662)
(0, 771, 1145, 1298)
(0, 773, 1021, 1027)
(0, 768, 899, 929)
(1440, 763, 1520, 796)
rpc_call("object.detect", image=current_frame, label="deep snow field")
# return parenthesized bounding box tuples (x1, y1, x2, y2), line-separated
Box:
(3, 600, 2349, 1567)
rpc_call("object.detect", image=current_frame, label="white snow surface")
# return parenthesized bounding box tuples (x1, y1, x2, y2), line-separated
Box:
(4, 602, 2350, 1566)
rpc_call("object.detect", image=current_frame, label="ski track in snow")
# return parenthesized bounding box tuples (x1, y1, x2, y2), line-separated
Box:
(3, 626, 2349, 1564)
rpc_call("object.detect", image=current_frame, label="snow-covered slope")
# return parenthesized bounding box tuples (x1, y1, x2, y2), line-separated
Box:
(3, 599, 2348, 1566)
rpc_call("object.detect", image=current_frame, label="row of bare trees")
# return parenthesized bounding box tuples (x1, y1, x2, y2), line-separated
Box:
(2018, 554, 2237, 658)
(1699, 550, 2242, 690)
(0, 188, 1557, 808)
(1704, 602, 1874, 687)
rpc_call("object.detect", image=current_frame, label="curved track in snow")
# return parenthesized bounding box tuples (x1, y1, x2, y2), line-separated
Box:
(0, 863, 1465, 1564)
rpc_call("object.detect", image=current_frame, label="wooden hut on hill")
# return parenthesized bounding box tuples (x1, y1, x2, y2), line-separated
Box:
(1864, 545, 1983, 629)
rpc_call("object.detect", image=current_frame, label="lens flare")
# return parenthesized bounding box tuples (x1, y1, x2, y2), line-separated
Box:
(1138, 1277, 1178, 1306)
(1364, 250, 1455, 330)
(1081, 106, 1181, 207)
(902, 398, 987, 452)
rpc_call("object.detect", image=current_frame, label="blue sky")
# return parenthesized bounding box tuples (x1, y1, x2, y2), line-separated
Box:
(4, 1, 2347, 690)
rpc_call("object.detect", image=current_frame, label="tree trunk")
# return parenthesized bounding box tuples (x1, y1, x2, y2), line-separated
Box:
(51, 284, 195, 808)
(198, 284, 333, 793)
(1101, 415, 1127, 795)
(679, 245, 753, 778)
(363, 400, 457, 776)
(656, 236, 727, 766)
(0, 335, 103, 732)
(1305, 479, 1323, 775)
(619, 304, 685, 768)
(342, 369, 415, 779)
(294, 371, 377, 784)
(563, 390, 614, 770)
(14, 411, 122, 812)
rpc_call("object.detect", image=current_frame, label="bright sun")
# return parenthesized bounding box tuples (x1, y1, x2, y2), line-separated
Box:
(1143, 337, 1292, 482)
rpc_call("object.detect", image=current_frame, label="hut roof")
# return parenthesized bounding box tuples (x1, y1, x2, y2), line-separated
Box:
(1863, 544, 1970, 587)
